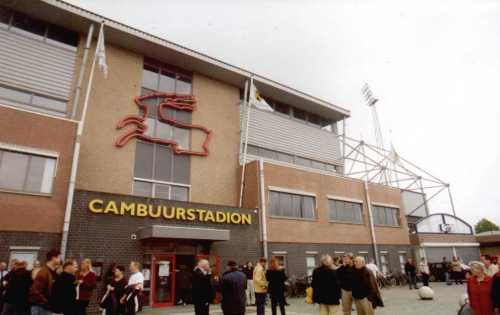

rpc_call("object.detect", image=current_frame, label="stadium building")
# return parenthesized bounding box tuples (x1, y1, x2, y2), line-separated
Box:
(0, 0, 476, 309)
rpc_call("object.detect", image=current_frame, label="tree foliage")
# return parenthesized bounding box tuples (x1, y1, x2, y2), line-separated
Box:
(475, 218, 500, 234)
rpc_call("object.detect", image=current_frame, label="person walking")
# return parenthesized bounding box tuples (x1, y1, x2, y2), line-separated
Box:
(75, 259, 97, 315)
(442, 257, 451, 284)
(29, 248, 62, 315)
(337, 253, 355, 315)
(404, 258, 417, 290)
(481, 255, 499, 277)
(253, 258, 268, 315)
(451, 256, 463, 285)
(220, 261, 247, 315)
(266, 258, 287, 315)
(311, 255, 341, 315)
(191, 259, 215, 315)
(467, 261, 494, 315)
(122, 261, 144, 315)
(418, 258, 430, 287)
(51, 260, 77, 315)
(101, 265, 127, 315)
(492, 270, 500, 315)
(1, 260, 32, 315)
(242, 262, 255, 306)
(352, 256, 383, 315)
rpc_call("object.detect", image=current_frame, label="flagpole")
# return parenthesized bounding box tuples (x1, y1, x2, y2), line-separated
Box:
(238, 76, 254, 208)
(60, 22, 103, 258)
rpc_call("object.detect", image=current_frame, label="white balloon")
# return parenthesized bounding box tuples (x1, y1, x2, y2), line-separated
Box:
(418, 286, 434, 300)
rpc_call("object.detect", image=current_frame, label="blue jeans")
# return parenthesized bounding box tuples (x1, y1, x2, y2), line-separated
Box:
(30, 306, 52, 315)
(255, 293, 267, 315)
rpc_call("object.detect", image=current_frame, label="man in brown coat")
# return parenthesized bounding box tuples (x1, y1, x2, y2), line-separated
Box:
(351, 256, 383, 315)
(29, 249, 61, 315)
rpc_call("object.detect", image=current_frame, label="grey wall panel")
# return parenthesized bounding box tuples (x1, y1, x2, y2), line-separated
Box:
(242, 106, 342, 165)
(425, 247, 454, 263)
(401, 190, 427, 217)
(0, 27, 76, 100)
(455, 247, 480, 264)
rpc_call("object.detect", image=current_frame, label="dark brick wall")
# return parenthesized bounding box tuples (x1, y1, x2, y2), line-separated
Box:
(268, 242, 411, 278)
(0, 231, 61, 263)
(67, 190, 261, 311)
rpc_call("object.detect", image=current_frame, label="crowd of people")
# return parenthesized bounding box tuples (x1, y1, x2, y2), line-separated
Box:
(0, 249, 144, 315)
(1, 251, 499, 315)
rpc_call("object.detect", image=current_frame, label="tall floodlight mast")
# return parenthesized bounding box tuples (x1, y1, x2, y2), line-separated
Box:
(362, 84, 384, 148)
(362, 84, 390, 184)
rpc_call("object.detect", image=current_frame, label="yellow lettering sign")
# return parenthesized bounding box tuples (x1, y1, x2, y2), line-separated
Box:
(89, 199, 104, 213)
(87, 199, 252, 225)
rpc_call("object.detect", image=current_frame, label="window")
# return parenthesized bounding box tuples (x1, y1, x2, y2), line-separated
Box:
(268, 190, 316, 219)
(379, 253, 390, 275)
(0, 148, 56, 194)
(246, 145, 337, 173)
(329, 199, 363, 224)
(372, 205, 400, 226)
(398, 253, 407, 273)
(133, 60, 193, 201)
(274, 102, 290, 115)
(0, 7, 78, 47)
(306, 256, 317, 277)
(358, 252, 370, 264)
(9, 249, 38, 270)
(292, 108, 307, 121)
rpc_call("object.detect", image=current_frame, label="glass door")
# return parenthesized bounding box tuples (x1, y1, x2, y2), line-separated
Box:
(151, 254, 176, 307)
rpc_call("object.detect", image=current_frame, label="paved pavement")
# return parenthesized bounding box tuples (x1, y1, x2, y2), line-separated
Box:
(143, 282, 467, 315)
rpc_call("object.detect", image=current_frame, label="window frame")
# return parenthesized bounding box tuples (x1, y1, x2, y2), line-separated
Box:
(328, 197, 364, 225)
(372, 204, 401, 227)
(0, 144, 58, 196)
(267, 187, 317, 220)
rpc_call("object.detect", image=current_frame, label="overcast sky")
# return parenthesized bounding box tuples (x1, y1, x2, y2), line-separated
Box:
(68, 0, 500, 226)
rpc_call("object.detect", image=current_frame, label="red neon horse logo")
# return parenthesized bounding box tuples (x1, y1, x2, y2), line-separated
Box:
(115, 92, 213, 156)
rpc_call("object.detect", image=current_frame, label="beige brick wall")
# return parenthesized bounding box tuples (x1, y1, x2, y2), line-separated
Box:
(248, 162, 410, 245)
(190, 74, 241, 206)
(76, 44, 143, 195)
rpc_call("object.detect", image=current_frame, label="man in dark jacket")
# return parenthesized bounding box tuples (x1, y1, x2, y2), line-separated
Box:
(220, 261, 247, 315)
(337, 253, 355, 315)
(312, 254, 341, 315)
(404, 258, 417, 290)
(51, 260, 77, 315)
(29, 249, 61, 315)
(2, 260, 32, 315)
(191, 259, 215, 315)
(352, 256, 383, 315)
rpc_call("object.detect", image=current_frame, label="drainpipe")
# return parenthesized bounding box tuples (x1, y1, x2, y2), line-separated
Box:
(238, 78, 251, 207)
(364, 181, 380, 266)
(258, 159, 269, 259)
(70, 24, 94, 119)
(60, 23, 101, 259)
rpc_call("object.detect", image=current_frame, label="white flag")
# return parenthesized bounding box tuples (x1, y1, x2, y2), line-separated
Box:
(250, 81, 273, 112)
(96, 23, 108, 78)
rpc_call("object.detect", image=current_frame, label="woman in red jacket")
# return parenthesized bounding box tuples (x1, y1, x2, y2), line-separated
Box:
(467, 261, 494, 315)
(76, 259, 97, 315)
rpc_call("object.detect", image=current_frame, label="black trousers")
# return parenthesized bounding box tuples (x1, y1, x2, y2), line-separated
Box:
(271, 296, 286, 315)
(194, 303, 209, 315)
(421, 273, 430, 287)
(75, 300, 89, 315)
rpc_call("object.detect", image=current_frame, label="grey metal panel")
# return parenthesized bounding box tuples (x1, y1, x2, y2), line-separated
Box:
(0, 27, 76, 100)
(244, 107, 342, 165)
(138, 225, 230, 241)
(455, 247, 480, 264)
(401, 190, 427, 217)
(425, 247, 454, 263)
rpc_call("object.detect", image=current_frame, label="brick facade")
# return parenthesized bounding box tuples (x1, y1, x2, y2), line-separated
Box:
(0, 231, 61, 264)
(268, 242, 410, 277)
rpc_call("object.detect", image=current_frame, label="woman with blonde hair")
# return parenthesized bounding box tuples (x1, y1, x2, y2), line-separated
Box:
(76, 258, 97, 315)
(467, 261, 494, 315)
(265, 257, 287, 315)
